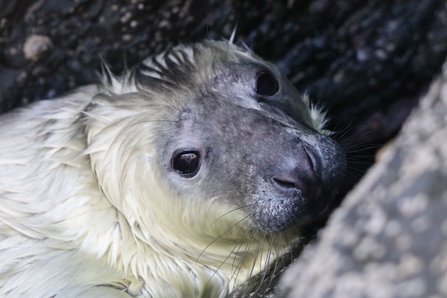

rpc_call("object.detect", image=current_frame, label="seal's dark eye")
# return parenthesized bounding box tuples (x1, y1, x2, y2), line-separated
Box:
(255, 71, 279, 96)
(172, 151, 200, 177)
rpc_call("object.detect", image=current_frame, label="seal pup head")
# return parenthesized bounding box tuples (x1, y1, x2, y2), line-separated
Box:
(84, 40, 346, 295)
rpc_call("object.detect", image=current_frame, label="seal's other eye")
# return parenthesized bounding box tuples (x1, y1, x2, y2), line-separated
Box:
(255, 71, 279, 96)
(172, 151, 200, 177)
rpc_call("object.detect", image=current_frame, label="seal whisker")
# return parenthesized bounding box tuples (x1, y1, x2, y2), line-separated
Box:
(202, 215, 252, 292)
(134, 80, 186, 112)
(147, 90, 186, 112)
(196, 212, 251, 264)
(250, 231, 268, 276)
(229, 226, 256, 288)
(224, 220, 258, 292)
(251, 233, 275, 295)
(208, 204, 249, 228)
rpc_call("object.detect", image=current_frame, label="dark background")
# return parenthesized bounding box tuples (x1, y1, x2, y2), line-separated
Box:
(1, 0, 447, 296)
(2, 0, 445, 148)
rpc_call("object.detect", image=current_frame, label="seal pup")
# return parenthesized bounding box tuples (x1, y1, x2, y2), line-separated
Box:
(0, 41, 345, 297)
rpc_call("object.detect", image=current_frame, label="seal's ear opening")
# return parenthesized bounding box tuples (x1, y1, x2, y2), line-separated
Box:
(171, 149, 201, 177)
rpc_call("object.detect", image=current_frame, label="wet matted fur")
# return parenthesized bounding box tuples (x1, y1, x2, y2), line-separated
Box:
(0, 41, 345, 297)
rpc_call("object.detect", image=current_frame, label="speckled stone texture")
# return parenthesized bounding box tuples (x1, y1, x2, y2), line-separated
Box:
(276, 59, 447, 298)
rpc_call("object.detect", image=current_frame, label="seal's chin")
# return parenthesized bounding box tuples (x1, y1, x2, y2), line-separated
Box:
(249, 187, 337, 233)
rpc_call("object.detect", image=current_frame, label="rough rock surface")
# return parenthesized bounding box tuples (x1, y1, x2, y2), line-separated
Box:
(2, 1, 447, 297)
(276, 59, 447, 298)
(2, 0, 447, 151)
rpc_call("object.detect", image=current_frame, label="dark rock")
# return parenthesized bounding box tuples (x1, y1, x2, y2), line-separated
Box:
(1, 1, 445, 150)
(276, 58, 447, 298)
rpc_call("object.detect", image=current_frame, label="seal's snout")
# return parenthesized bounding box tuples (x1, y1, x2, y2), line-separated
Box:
(250, 133, 346, 233)
(271, 144, 320, 201)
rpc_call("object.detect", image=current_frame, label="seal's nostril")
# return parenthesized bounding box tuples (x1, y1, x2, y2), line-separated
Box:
(272, 175, 310, 196)
(273, 178, 296, 190)
(271, 145, 320, 199)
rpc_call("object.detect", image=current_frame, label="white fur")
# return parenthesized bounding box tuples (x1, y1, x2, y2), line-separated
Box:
(0, 87, 291, 297)
(301, 94, 331, 135)
(0, 42, 327, 297)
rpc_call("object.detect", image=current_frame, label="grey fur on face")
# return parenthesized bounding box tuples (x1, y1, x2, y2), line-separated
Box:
(134, 41, 346, 232)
